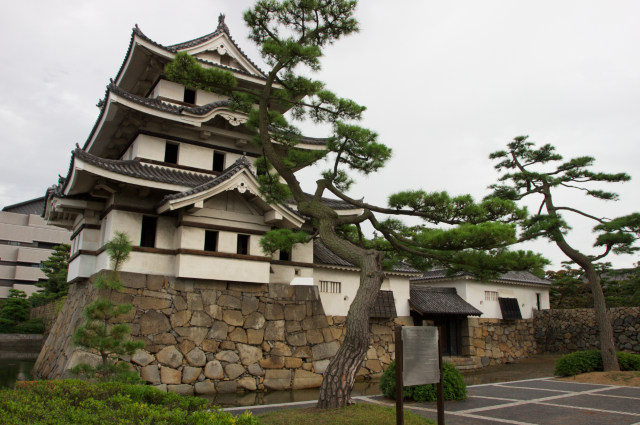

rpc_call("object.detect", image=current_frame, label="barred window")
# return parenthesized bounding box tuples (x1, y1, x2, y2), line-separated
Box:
(485, 291, 498, 301)
(320, 281, 341, 293)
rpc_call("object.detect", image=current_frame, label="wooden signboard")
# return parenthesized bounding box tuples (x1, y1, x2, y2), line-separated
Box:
(394, 326, 444, 425)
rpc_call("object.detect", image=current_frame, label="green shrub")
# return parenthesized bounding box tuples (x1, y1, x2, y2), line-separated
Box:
(14, 318, 45, 334)
(554, 350, 640, 376)
(379, 360, 467, 402)
(0, 380, 260, 425)
(0, 318, 15, 333)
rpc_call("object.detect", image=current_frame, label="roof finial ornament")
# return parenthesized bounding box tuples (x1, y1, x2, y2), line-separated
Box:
(217, 13, 230, 34)
(96, 98, 105, 108)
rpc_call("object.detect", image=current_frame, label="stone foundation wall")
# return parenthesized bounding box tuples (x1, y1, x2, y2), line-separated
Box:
(30, 302, 60, 333)
(461, 318, 537, 367)
(33, 271, 410, 395)
(534, 307, 640, 354)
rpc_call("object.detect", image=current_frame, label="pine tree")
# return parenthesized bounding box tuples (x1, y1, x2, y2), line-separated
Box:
(165, 1, 548, 407)
(488, 136, 640, 371)
(0, 289, 30, 323)
(30, 243, 70, 307)
(70, 231, 145, 382)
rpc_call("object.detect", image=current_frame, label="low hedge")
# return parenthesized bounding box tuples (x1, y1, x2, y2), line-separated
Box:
(554, 350, 640, 377)
(0, 318, 44, 334)
(0, 380, 259, 425)
(379, 360, 467, 402)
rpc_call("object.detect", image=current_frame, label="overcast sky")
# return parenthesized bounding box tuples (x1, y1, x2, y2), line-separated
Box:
(1, 1, 639, 270)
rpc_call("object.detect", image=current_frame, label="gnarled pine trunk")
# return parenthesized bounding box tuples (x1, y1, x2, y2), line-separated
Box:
(318, 248, 385, 408)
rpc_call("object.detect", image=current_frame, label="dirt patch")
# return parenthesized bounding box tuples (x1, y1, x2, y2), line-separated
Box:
(557, 371, 640, 386)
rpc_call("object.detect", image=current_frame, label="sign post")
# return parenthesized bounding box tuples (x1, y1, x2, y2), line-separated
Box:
(394, 325, 444, 425)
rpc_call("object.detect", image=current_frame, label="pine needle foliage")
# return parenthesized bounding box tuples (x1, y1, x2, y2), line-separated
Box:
(30, 243, 70, 307)
(70, 231, 144, 383)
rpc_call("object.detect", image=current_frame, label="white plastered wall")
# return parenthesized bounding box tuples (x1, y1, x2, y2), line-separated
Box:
(175, 254, 269, 283)
(413, 279, 550, 319)
(178, 143, 213, 171)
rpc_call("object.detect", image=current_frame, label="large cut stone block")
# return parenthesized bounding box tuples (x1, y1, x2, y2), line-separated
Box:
(248, 362, 265, 376)
(238, 376, 257, 391)
(204, 360, 224, 379)
(229, 328, 248, 343)
(223, 310, 244, 326)
(156, 346, 184, 368)
(313, 359, 330, 374)
(307, 329, 324, 344)
(160, 367, 181, 384)
(185, 348, 206, 367)
(294, 286, 319, 301)
(269, 284, 295, 299)
(208, 321, 229, 341)
(284, 304, 306, 321)
(168, 384, 193, 396)
(270, 341, 292, 357)
(186, 293, 203, 311)
(131, 350, 155, 367)
(200, 290, 217, 306)
(244, 312, 265, 330)
(182, 366, 201, 384)
(302, 315, 329, 330)
(287, 332, 307, 346)
(174, 327, 209, 346)
(225, 363, 245, 380)
(265, 304, 284, 320)
(216, 381, 238, 393)
(293, 369, 323, 389)
(264, 320, 285, 341)
(191, 311, 212, 327)
(312, 340, 340, 361)
(371, 324, 392, 335)
(170, 310, 192, 328)
(242, 296, 259, 315)
(215, 350, 239, 363)
(237, 343, 263, 365)
(195, 380, 216, 394)
(139, 311, 171, 335)
(204, 304, 223, 320)
(202, 339, 219, 353)
(259, 356, 284, 369)
(218, 295, 242, 310)
(263, 369, 291, 390)
(284, 357, 303, 369)
(247, 329, 264, 345)
(140, 365, 160, 384)
(133, 296, 172, 311)
(292, 346, 312, 358)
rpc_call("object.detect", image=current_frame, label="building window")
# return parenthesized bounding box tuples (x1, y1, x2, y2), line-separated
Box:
(485, 291, 498, 301)
(164, 142, 179, 164)
(220, 54, 230, 66)
(8, 241, 19, 246)
(536, 293, 541, 310)
(183, 88, 196, 104)
(37, 242, 58, 250)
(320, 281, 341, 293)
(212, 151, 225, 172)
(204, 231, 218, 252)
(278, 250, 291, 261)
(140, 216, 158, 248)
(237, 234, 250, 255)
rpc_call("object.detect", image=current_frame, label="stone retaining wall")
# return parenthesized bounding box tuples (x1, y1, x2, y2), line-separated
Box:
(33, 271, 410, 395)
(0, 333, 45, 354)
(461, 318, 537, 367)
(30, 302, 60, 333)
(534, 307, 640, 354)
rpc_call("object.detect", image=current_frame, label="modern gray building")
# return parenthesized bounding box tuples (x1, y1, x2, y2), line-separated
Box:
(0, 197, 71, 298)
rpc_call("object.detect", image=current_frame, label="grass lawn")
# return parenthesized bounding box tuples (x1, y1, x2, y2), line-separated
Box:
(258, 403, 435, 425)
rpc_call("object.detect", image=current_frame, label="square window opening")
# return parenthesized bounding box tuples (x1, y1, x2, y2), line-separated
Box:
(220, 54, 230, 66)
(485, 291, 498, 302)
(183, 88, 196, 104)
(237, 234, 250, 255)
(204, 231, 218, 252)
(320, 281, 341, 293)
(213, 152, 225, 172)
(279, 250, 291, 262)
(140, 216, 158, 248)
(164, 142, 179, 164)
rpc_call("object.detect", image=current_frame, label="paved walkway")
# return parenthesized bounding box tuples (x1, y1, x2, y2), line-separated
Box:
(225, 378, 640, 425)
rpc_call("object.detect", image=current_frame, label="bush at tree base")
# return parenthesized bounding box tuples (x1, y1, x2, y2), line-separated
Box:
(554, 350, 640, 377)
(379, 360, 467, 402)
(0, 380, 260, 425)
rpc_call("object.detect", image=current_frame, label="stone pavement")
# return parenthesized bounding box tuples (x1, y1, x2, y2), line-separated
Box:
(225, 377, 640, 425)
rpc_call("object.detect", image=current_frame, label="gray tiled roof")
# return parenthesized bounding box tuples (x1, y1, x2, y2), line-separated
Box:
(410, 269, 550, 285)
(313, 239, 421, 273)
(108, 83, 230, 116)
(410, 285, 482, 316)
(2, 197, 45, 215)
(287, 193, 355, 210)
(156, 156, 252, 205)
(74, 148, 212, 187)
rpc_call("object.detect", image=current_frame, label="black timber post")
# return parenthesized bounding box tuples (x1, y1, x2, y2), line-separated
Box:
(394, 325, 404, 425)
(437, 326, 445, 425)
